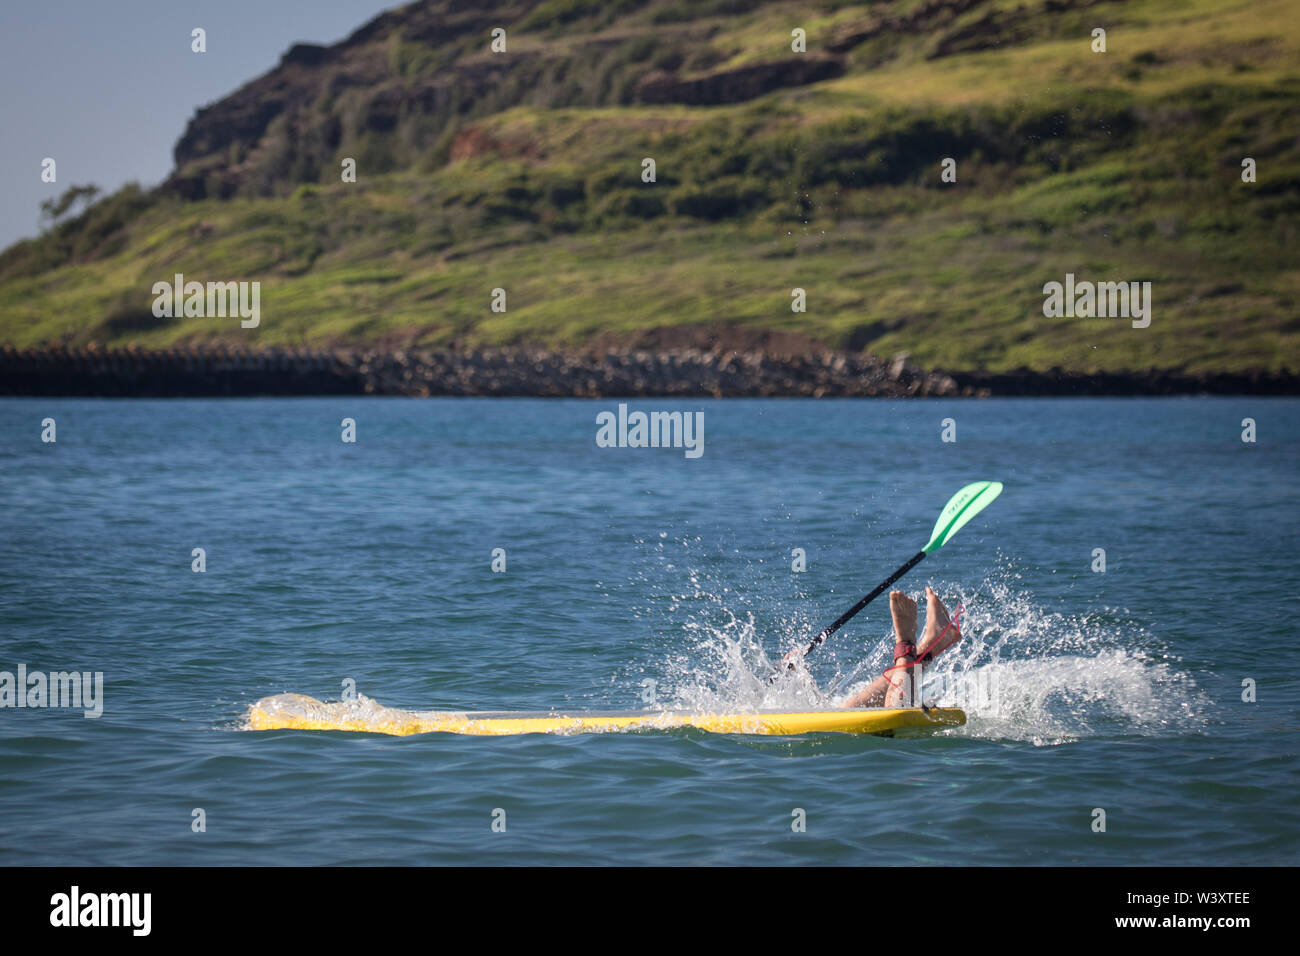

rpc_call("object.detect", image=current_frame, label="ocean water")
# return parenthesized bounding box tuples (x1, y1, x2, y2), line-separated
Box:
(0, 396, 1296, 865)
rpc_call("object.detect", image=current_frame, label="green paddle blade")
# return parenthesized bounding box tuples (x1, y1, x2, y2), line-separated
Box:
(922, 481, 1003, 554)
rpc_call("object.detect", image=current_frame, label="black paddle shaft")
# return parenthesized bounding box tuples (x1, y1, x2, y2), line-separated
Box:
(774, 549, 927, 679)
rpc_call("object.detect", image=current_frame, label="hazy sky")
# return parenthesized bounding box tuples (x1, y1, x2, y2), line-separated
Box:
(0, 0, 399, 250)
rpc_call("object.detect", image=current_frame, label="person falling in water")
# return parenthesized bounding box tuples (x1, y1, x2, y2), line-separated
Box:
(841, 586, 961, 708)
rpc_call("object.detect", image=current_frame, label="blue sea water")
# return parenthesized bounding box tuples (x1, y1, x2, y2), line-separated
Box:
(0, 396, 1297, 865)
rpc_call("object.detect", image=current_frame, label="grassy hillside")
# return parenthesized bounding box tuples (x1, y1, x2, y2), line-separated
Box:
(2, 0, 1298, 374)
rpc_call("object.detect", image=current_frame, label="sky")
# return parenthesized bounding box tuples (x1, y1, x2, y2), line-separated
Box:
(0, 0, 400, 250)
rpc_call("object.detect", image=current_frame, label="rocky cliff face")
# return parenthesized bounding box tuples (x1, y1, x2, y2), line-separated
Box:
(164, 0, 1094, 200)
(169, 2, 497, 198)
(162, 0, 892, 200)
(634, 55, 843, 106)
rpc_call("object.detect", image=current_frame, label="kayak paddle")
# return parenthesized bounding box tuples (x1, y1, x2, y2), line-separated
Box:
(771, 480, 1003, 681)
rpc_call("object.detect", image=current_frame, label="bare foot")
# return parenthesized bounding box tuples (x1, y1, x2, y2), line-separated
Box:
(916, 586, 961, 661)
(889, 590, 917, 645)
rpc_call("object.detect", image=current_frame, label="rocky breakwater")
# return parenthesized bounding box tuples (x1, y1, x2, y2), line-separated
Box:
(0, 346, 968, 397)
(352, 348, 965, 397)
(0, 345, 355, 397)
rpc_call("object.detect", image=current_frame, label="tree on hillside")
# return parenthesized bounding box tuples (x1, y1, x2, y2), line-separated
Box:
(39, 184, 101, 231)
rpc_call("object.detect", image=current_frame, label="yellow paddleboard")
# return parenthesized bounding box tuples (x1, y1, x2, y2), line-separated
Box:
(247, 693, 966, 737)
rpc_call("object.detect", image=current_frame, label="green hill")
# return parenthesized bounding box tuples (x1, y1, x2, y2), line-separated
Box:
(2, 0, 1297, 375)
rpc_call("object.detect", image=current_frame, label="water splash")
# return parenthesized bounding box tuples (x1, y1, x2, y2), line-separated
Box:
(665, 610, 831, 713)
(641, 560, 1209, 745)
